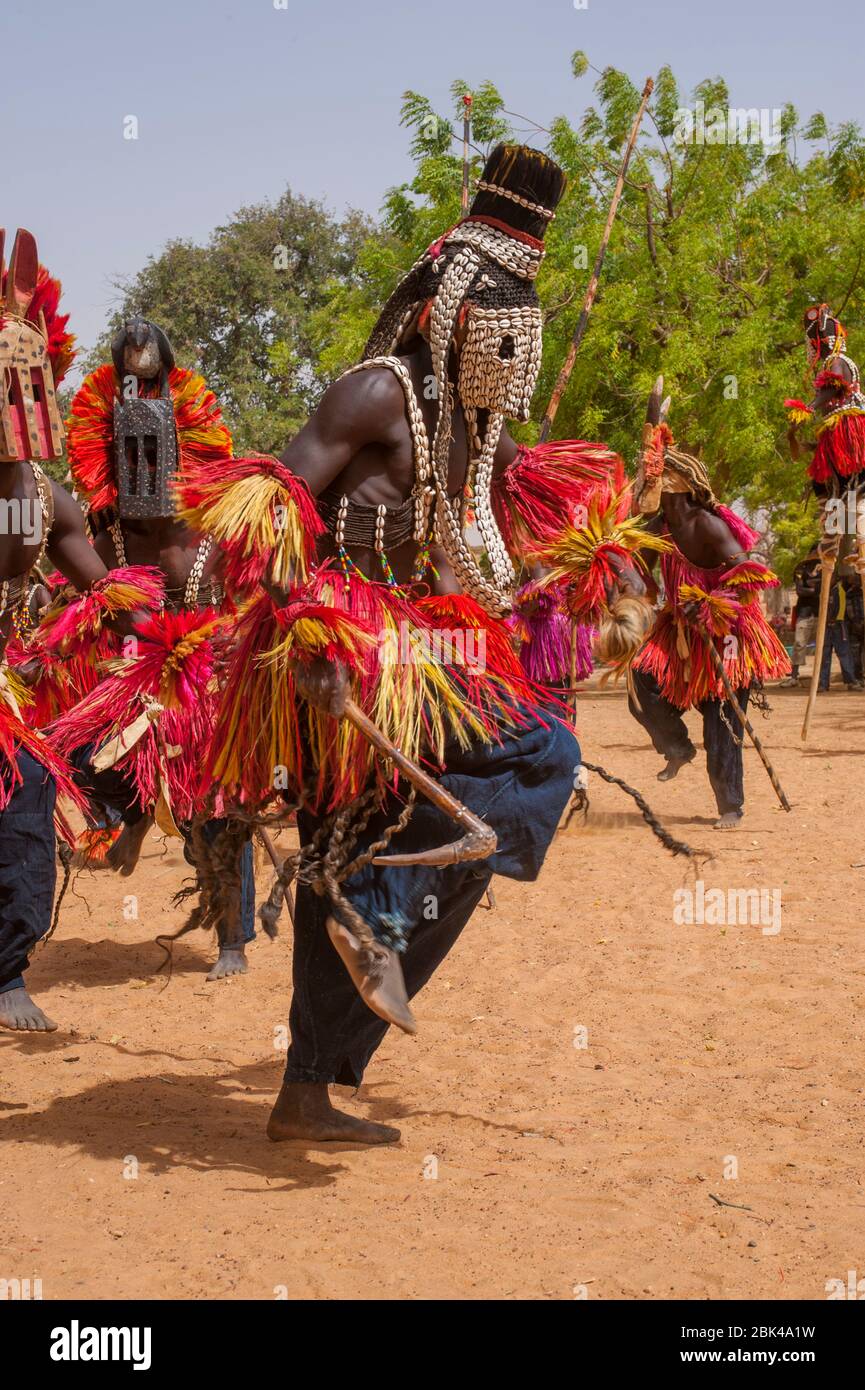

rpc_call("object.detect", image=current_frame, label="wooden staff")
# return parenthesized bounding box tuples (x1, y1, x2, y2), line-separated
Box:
(461, 93, 473, 214)
(256, 828, 295, 925)
(801, 549, 837, 742)
(696, 623, 792, 812)
(342, 697, 497, 866)
(539, 76, 654, 443)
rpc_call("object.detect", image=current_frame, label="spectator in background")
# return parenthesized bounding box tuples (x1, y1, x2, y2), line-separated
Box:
(842, 563, 865, 682)
(818, 572, 863, 690)
(781, 548, 821, 687)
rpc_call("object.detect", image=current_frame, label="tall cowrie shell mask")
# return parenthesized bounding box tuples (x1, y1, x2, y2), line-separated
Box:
(457, 304, 543, 420)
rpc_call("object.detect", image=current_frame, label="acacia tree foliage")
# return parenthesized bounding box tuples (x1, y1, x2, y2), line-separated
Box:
(87, 61, 865, 579)
(86, 190, 372, 455)
(313, 61, 865, 580)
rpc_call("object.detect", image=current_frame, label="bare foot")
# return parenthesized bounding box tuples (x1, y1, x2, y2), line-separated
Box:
(206, 947, 248, 981)
(714, 811, 743, 830)
(326, 916, 416, 1035)
(106, 818, 152, 877)
(0, 987, 58, 1032)
(657, 748, 696, 782)
(267, 1081, 401, 1145)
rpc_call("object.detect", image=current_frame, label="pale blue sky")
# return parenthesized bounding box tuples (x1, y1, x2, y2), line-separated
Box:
(4, 0, 862, 356)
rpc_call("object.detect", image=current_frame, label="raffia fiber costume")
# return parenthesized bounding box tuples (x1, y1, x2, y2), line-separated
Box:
(0, 231, 157, 996)
(629, 425, 789, 818)
(785, 305, 865, 646)
(42, 323, 257, 950)
(177, 146, 640, 1083)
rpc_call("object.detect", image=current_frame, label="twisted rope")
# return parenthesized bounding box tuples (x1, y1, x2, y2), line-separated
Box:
(563, 760, 705, 863)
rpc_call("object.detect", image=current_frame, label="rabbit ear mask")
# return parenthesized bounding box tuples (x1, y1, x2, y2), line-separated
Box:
(2, 229, 39, 317)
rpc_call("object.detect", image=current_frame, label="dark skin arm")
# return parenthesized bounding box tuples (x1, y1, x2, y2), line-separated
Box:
(46, 481, 111, 592)
(1, 479, 143, 668)
(47, 484, 147, 639)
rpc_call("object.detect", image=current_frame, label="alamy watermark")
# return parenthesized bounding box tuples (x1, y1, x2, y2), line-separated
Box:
(673, 880, 781, 936)
(379, 622, 486, 672)
(673, 103, 782, 147)
(0, 498, 42, 544)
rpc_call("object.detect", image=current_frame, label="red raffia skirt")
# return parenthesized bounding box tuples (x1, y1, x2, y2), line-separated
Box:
(0, 670, 89, 841)
(47, 609, 226, 826)
(203, 569, 549, 813)
(633, 606, 790, 708)
(809, 411, 865, 484)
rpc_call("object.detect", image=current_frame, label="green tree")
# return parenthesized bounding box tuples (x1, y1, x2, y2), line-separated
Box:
(86, 190, 373, 455)
(316, 63, 865, 581)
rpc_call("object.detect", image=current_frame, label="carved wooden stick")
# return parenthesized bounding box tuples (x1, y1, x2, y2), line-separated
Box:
(342, 697, 497, 866)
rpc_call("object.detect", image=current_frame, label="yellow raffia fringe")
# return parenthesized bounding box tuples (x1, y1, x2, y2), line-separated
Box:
(537, 492, 672, 583)
(208, 588, 499, 803)
(678, 582, 738, 633)
(264, 603, 490, 779)
(0, 665, 32, 717)
(177, 474, 312, 587)
(99, 579, 155, 618)
(815, 407, 865, 436)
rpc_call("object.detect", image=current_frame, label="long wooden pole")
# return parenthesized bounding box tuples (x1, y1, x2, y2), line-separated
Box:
(539, 76, 654, 443)
(801, 551, 836, 742)
(461, 94, 473, 215)
(697, 624, 792, 812)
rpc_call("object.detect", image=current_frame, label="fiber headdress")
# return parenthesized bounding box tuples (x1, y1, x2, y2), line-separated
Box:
(633, 377, 716, 514)
(66, 318, 233, 514)
(364, 144, 566, 616)
(784, 306, 865, 485)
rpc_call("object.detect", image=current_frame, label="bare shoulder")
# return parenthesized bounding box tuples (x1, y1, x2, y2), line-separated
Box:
(319, 364, 407, 429)
(832, 356, 856, 384)
(493, 422, 519, 475)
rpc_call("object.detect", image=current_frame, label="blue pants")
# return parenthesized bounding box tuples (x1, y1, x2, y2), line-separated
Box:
(629, 667, 749, 816)
(819, 621, 857, 689)
(283, 708, 578, 1087)
(0, 750, 58, 993)
(70, 747, 255, 943)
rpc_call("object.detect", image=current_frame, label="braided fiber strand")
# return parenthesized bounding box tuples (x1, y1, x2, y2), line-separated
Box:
(564, 760, 704, 863)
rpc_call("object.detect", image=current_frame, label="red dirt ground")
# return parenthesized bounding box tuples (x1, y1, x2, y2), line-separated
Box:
(2, 674, 863, 1300)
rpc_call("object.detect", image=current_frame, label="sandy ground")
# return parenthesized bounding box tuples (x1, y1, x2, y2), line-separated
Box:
(2, 670, 864, 1302)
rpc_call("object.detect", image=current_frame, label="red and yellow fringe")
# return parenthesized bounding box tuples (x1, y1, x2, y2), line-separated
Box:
(634, 558, 789, 707)
(0, 668, 89, 839)
(48, 608, 228, 824)
(491, 440, 625, 555)
(66, 365, 233, 512)
(204, 573, 536, 812)
(174, 453, 324, 595)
